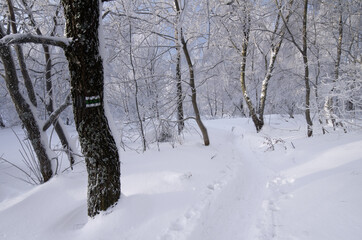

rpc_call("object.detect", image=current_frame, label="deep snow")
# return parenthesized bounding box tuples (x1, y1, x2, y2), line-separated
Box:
(0, 116, 361, 240)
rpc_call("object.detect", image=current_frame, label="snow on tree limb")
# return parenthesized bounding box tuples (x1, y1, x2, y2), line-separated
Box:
(0, 33, 71, 49)
(42, 94, 72, 132)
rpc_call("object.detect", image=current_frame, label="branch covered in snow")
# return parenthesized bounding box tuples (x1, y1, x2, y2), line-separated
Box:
(42, 94, 72, 131)
(0, 33, 71, 49)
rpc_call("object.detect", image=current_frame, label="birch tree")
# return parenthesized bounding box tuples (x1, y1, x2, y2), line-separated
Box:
(215, 0, 294, 132)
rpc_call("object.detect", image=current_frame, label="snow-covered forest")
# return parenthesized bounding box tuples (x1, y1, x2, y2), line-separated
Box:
(0, 0, 361, 239)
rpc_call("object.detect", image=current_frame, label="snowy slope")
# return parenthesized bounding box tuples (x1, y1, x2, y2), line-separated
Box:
(0, 116, 361, 240)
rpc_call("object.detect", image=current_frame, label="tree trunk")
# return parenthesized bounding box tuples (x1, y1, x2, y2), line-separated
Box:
(313, 48, 326, 134)
(44, 46, 75, 166)
(0, 28, 53, 183)
(21, 0, 75, 166)
(302, 0, 313, 137)
(175, 26, 184, 135)
(180, 31, 210, 146)
(0, 114, 5, 128)
(61, 0, 120, 217)
(240, 36, 263, 132)
(238, 7, 264, 132)
(175, 0, 209, 146)
(6, 0, 37, 107)
(325, 0, 344, 129)
(240, 0, 294, 133)
(277, 0, 312, 136)
(128, 24, 147, 152)
(258, 38, 283, 124)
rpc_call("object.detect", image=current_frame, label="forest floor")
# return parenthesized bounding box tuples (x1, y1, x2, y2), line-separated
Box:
(0, 115, 361, 240)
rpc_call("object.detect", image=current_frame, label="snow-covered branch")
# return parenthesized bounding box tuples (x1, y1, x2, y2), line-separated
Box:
(0, 34, 71, 49)
(42, 94, 72, 131)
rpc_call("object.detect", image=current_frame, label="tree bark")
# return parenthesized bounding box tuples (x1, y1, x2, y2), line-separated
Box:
(238, 5, 264, 132)
(61, 0, 120, 217)
(175, 25, 184, 135)
(302, 0, 313, 137)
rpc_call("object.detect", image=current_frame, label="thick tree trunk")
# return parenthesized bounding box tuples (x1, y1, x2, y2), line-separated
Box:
(62, 0, 120, 217)
(0, 29, 53, 183)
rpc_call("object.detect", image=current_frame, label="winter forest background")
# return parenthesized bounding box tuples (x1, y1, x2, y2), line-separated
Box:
(1, 0, 361, 139)
(0, 0, 361, 239)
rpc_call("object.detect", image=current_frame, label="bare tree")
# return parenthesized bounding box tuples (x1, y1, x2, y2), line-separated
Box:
(278, 0, 313, 136)
(323, 0, 347, 131)
(1, 0, 121, 216)
(19, 0, 76, 166)
(0, 27, 53, 183)
(174, 0, 210, 146)
(217, 0, 294, 132)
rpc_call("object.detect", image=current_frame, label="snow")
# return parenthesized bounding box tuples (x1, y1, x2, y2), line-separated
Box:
(0, 33, 71, 48)
(0, 116, 361, 240)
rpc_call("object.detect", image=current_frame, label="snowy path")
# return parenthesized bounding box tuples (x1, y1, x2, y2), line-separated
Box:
(158, 122, 272, 240)
(186, 144, 268, 240)
(157, 118, 362, 240)
(1, 117, 361, 240)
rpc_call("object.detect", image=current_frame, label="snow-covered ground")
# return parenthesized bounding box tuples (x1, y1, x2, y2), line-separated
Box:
(0, 116, 361, 240)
